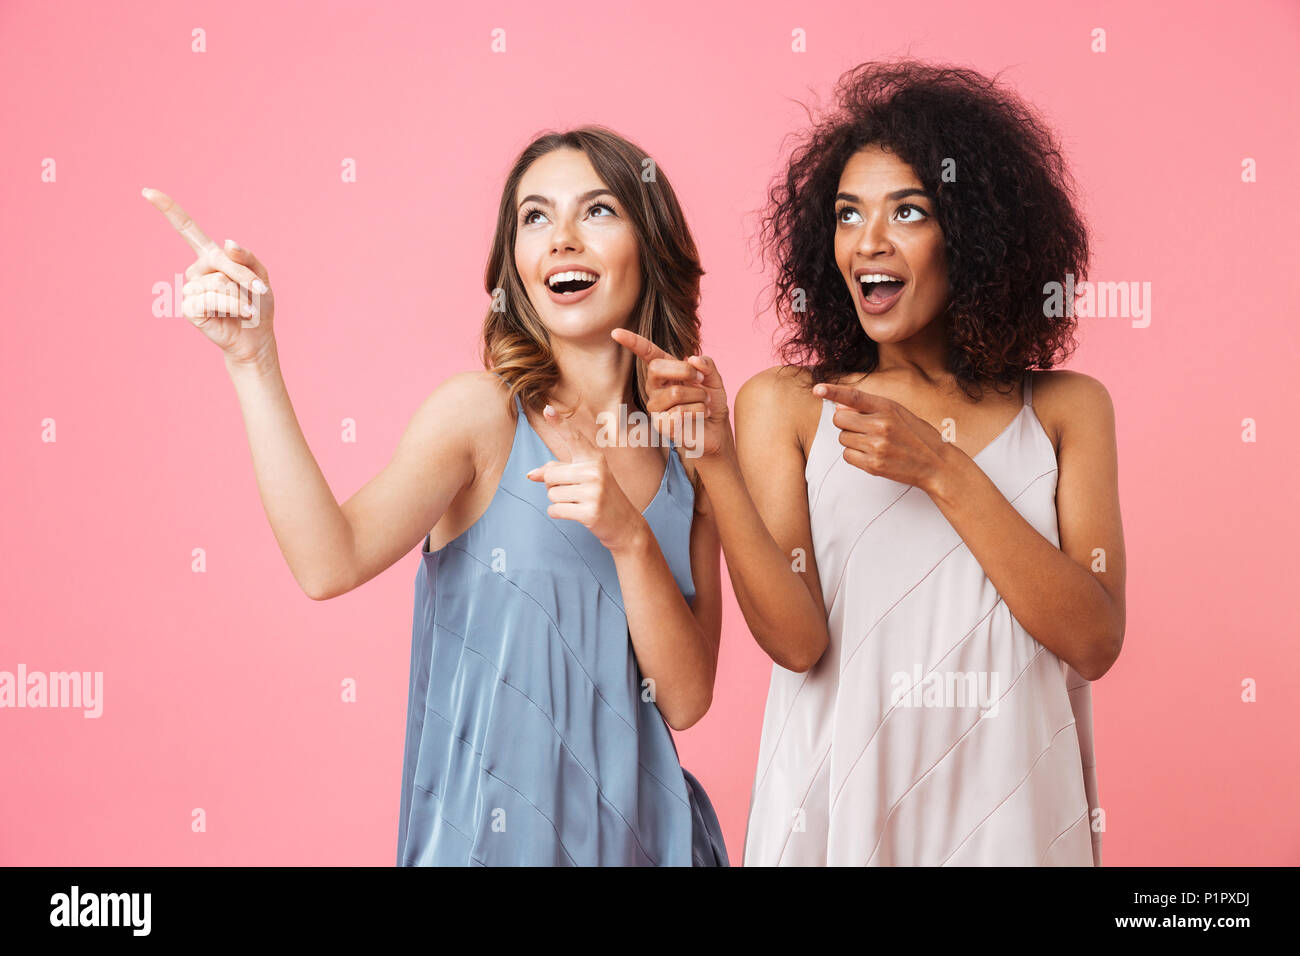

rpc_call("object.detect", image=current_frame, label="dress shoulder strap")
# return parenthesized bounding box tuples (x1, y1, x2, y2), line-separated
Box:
(486, 369, 521, 415)
(1023, 370, 1034, 407)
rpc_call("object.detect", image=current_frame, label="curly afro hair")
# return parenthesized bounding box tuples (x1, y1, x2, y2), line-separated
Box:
(759, 58, 1091, 399)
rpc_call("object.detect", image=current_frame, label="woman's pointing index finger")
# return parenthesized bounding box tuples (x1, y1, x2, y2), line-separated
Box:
(610, 327, 672, 362)
(141, 187, 219, 257)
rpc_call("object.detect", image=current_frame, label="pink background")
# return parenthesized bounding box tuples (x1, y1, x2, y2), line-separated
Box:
(2, 0, 1298, 865)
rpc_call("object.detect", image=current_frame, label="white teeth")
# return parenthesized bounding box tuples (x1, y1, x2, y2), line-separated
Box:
(547, 270, 599, 288)
(858, 273, 903, 284)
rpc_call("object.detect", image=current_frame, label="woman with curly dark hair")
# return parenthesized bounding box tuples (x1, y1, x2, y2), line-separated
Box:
(619, 58, 1124, 865)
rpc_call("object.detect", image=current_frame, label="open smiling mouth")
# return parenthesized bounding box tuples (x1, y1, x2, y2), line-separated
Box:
(546, 270, 600, 301)
(858, 273, 906, 312)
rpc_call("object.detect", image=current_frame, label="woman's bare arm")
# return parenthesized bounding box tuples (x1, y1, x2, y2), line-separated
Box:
(142, 187, 487, 603)
(611, 462, 723, 730)
(682, 475, 724, 713)
(925, 370, 1126, 679)
(226, 357, 490, 600)
(695, 366, 831, 672)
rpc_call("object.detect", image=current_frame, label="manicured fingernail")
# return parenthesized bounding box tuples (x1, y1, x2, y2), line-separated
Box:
(543, 404, 554, 416)
(252, 279, 268, 294)
(240, 304, 255, 317)
(224, 238, 238, 250)
(695, 371, 704, 382)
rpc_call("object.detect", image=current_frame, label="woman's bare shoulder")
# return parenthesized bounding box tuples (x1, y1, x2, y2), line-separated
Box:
(1031, 369, 1116, 456)
(427, 370, 514, 420)
(735, 364, 825, 456)
(410, 370, 514, 475)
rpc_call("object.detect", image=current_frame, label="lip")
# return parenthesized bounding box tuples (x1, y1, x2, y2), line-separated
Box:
(853, 266, 906, 281)
(853, 266, 907, 315)
(545, 262, 600, 281)
(543, 263, 601, 305)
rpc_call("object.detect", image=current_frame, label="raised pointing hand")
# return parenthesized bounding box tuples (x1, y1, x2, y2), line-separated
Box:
(611, 327, 728, 458)
(142, 186, 276, 366)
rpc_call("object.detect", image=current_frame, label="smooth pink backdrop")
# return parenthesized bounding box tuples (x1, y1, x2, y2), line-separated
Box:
(3, 0, 1298, 865)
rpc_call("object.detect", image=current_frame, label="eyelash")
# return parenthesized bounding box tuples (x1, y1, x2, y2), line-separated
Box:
(521, 200, 616, 225)
(836, 203, 929, 223)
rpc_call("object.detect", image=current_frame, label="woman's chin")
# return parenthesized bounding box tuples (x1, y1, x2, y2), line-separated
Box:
(858, 313, 906, 340)
(537, 305, 637, 342)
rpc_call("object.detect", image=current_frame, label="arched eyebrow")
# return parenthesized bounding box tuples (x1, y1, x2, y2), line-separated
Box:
(517, 188, 616, 209)
(835, 188, 933, 202)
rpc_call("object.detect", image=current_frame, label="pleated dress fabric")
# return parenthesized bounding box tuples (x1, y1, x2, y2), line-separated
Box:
(397, 385, 729, 866)
(744, 371, 1102, 866)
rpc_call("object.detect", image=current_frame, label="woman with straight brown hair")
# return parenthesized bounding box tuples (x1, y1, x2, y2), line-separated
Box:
(142, 124, 729, 866)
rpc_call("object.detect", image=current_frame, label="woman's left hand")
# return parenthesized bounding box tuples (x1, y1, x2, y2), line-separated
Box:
(526, 404, 647, 553)
(812, 382, 955, 495)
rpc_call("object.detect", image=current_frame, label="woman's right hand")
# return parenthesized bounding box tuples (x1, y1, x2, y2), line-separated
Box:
(142, 187, 277, 369)
(610, 328, 731, 460)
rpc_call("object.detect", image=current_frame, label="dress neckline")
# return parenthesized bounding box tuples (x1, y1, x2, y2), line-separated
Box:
(971, 404, 1029, 463)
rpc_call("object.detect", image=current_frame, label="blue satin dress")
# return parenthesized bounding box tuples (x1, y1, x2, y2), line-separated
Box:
(396, 386, 729, 866)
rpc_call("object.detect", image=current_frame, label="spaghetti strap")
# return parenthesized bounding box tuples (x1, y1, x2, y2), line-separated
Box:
(488, 369, 516, 416)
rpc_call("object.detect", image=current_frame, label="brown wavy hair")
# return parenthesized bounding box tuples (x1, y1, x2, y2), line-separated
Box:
(759, 58, 1091, 400)
(481, 126, 704, 423)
